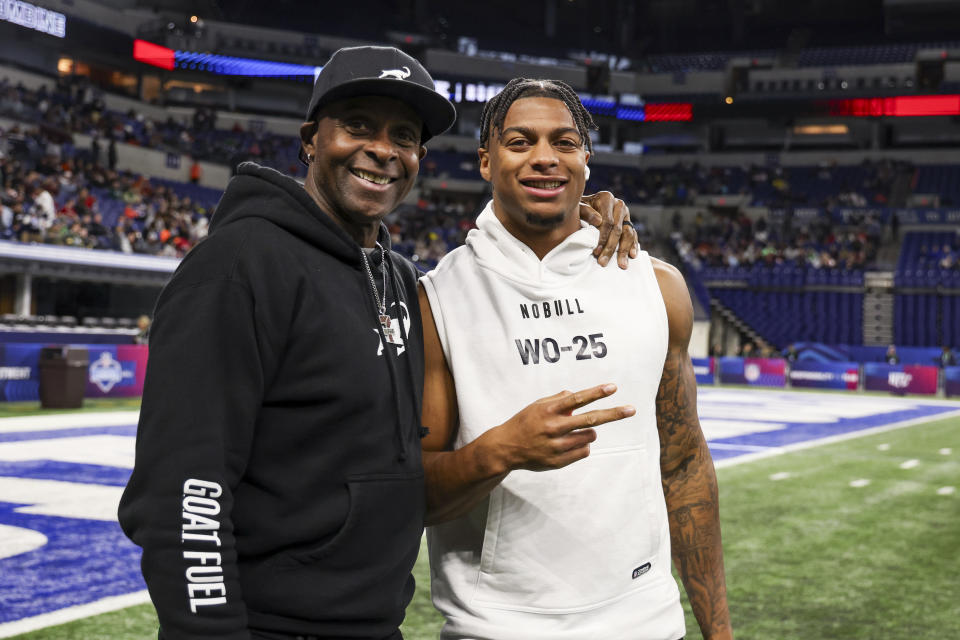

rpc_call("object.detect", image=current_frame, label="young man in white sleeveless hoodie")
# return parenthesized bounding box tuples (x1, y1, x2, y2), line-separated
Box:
(418, 79, 733, 640)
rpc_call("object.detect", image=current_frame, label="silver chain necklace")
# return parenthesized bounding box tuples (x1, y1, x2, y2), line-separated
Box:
(360, 243, 399, 344)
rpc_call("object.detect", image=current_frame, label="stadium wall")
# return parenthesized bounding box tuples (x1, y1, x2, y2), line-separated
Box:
(165, 106, 303, 137)
(0, 342, 146, 402)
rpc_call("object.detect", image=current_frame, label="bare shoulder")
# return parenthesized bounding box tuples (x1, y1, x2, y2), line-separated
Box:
(650, 257, 693, 347)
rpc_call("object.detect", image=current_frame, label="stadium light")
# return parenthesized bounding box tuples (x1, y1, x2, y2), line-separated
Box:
(828, 95, 960, 117)
(133, 39, 318, 78)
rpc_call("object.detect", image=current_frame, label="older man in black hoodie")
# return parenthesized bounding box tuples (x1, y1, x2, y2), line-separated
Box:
(119, 46, 637, 640)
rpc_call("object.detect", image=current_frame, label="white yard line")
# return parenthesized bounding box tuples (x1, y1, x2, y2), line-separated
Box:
(0, 590, 151, 638)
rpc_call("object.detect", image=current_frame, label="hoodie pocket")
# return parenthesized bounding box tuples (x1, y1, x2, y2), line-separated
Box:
(250, 471, 424, 621)
(473, 447, 663, 613)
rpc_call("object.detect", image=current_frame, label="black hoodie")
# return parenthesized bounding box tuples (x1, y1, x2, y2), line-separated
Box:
(119, 163, 425, 640)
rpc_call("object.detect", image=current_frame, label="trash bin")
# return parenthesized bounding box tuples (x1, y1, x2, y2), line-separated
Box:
(39, 346, 89, 409)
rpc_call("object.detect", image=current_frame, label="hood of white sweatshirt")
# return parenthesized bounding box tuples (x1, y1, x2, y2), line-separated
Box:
(464, 200, 599, 288)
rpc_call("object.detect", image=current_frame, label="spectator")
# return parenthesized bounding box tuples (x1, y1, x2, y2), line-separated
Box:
(91, 136, 101, 166)
(940, 346, 956, 368)
(134, 314, 151, 344)
(189, 159, 202, 184)
(885, 344, 900, 365)
(783, 344, 799, 363)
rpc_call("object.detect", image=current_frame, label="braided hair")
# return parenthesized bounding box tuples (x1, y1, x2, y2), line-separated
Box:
(479, 78, 597, 153)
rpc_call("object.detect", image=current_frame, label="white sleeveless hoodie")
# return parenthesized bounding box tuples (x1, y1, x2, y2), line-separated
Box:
(421, 202, 685, 640)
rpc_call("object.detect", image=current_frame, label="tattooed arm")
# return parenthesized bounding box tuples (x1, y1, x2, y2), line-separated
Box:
(653, 259, 733, 640)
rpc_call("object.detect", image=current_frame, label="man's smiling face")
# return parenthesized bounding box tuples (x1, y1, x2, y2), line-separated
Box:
(303, 96, 426, 232)
(479, 96, 589, 243)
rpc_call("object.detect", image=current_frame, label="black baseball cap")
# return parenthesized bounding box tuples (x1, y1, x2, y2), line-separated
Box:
(299, 46, 457, 164)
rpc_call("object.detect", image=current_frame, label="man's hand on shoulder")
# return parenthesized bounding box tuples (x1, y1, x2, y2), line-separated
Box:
(579, 191, 638, 269)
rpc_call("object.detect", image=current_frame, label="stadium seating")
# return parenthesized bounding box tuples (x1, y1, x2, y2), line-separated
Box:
(796, 41, 960, 67)
(701, 266, 864, 348)
(913, 165, 960, 206)
(894, 231, 959, 347)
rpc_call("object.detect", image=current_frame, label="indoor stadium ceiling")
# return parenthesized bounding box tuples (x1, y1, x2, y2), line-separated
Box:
(129, 0, 958, 57)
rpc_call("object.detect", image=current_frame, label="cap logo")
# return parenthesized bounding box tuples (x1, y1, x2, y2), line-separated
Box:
(379, 66, 411, 80)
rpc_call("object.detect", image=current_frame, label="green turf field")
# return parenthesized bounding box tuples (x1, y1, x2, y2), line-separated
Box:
(7, 408, 960, 639)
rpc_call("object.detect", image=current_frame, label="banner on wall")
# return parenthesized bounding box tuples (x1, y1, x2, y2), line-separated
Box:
(0, 343, 43, 402)
(717, 357, 786, 387)
(0, 343, 147, 401)
(692, 357, 714, 385)
(85, 344, 148, 398)
(863, 363, 938, 395)
(790, 342, 945, 366)
(788, 361, 860, 390)
(945, 366, 960, 398)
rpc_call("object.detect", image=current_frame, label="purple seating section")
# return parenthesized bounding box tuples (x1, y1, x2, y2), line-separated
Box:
(913, 165, 960, 206)
(701, 267, 864, 348)
(895, 231, 960, 348)
(694, 229, 960, 350)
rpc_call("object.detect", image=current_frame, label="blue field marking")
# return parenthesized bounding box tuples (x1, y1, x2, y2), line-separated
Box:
(0, 424, 137, 443)
(697, 388, 960, 462)
(0, 460, 132, 486)
(0, 414, 143, 632)
(0, 504, 143, 625)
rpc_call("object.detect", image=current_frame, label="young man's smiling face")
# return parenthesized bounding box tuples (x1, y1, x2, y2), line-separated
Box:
(301, 96, 426, 242)
(479, 96, 590, 253)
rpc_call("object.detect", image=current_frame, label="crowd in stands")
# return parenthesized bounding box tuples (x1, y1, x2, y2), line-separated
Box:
(0, 75, 919, 211)
(591, 159, 909, 210)
(0, 115, 898, 272)
(0, 117, 485, 264)
(917, 238, 960, 271)
(1, 126, 212, 258)
(0, 76, 304, 177)
(0, 79, 930, 275)
(673, 207, 882, 272)
(387, 194, 481, 270)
